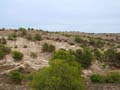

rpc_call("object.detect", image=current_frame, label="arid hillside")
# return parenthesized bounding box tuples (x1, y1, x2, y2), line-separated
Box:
(0, 28, 120, 90)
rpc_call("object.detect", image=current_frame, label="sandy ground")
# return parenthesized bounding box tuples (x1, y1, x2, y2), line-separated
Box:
(0, 37, 80, 74)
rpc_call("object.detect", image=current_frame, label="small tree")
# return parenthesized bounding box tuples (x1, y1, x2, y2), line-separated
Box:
(12, 51, 24, 61)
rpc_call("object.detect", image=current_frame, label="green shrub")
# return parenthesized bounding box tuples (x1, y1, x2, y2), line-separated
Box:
(51, 49, 75, 61)
(12, 51, 24, 61)
(0, 45, 11, 59)
(90, 74, 105, 83)
(48, 44, 55, 52)
(42, 43, 48, 52)
(30, 60, 84, 90)
(42, 43, 55, 52)
(33, 33, 42, 41)
(93, 48, 103, 61)
(74, 37, 84, 43)
(19, 27, 27, 36)
(8, 71, 23, 84)
(0, 45, 11, 54)
(106, 72, 120, 83)
(90, 72, 120, 83)
(75, 48, 93, 69)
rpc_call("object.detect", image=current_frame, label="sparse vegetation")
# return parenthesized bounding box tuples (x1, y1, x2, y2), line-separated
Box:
(0, 29, 120, 90)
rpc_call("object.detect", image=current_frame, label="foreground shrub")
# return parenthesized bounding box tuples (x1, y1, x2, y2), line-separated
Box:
(30, 60, 84, 90)
(12, 51, 24, 61)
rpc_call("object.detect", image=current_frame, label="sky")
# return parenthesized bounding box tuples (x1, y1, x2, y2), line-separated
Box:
(0, 0, 120, 33)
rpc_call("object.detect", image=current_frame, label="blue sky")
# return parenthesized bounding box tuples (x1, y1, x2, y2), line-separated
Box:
(0, 0, 120, 33)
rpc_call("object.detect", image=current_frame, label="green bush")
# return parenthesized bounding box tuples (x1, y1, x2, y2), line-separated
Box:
(42, 43, 48, 52)
(8, 71, 23, 84)
(33, 33, 42, 41)
(42, 43, 55, 52)
(93, 48, 103, 61)
(106, 72, 120, 83)
(30, 60, 84, 90)
(90, 74, 105, 83)
(90, 72, 120, 83)
(75, 48, 93, 69)
(0, 45, 11, 60)
(74, 37, 84, 43)
(51, 49, 75, 61)
(19, 27, 27, 36)
(12, 51, 24, 61)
